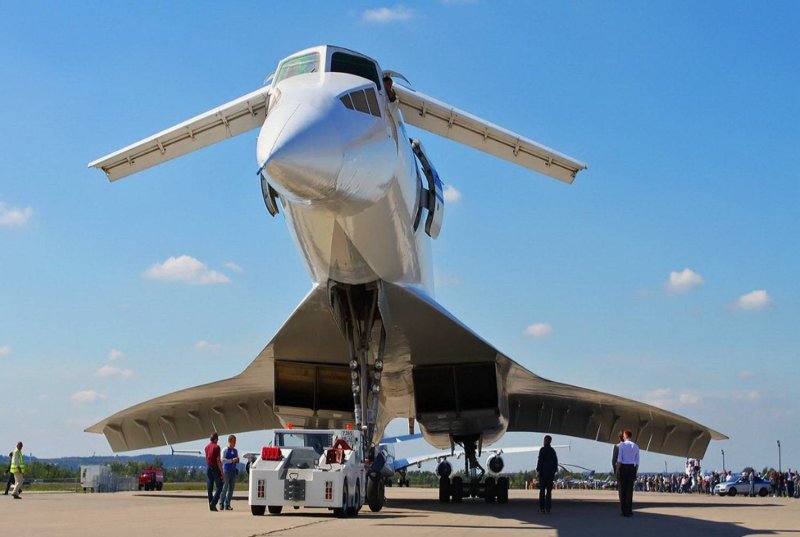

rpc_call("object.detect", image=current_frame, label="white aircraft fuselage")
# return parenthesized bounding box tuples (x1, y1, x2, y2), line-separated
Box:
(258, 47, 433, 292)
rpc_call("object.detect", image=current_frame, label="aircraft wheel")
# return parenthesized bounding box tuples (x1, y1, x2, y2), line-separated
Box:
(728, 488, 737, 497)
(484, 477, 496, 503)
(438, 477, 451, 503)
(367, 475, 385, 512)
(451, 476, 463, 503)
(251, 505, 266, 516)
(497, 477, 509, 504)
(268, 505, 283, 515)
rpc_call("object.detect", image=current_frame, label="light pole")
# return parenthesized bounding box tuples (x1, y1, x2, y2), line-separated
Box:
(664, 461, 668, 474)
(721, 449, 725, 473)
(777, 440, 781, 473)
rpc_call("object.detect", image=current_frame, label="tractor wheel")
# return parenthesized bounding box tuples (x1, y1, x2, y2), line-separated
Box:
(251, 505, 266, 516)
(334, 479, 349, 518)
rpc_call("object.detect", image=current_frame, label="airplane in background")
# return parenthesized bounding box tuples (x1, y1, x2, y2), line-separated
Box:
(87, 45, 726, 510)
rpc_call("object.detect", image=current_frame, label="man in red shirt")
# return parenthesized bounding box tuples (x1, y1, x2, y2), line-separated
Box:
(205, 433, 224, 511)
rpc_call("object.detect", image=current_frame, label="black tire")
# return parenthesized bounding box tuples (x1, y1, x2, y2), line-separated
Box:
(347, 479, 360, 517)
(268, 505, 283, 515)
(451, 476, 463, 503)
(367, 475, 385, 512)
(438, 476, 451, 503)
(728, 488, 737, 497)
(334, 479, 349, 518)
(137, 484, 143, 491)
(497, 477, 509, 504)
(156, 482, 163, 491)
(758, 488, 768, 497)
(484, 477, 496, 503)
(251, 505, 266, 516)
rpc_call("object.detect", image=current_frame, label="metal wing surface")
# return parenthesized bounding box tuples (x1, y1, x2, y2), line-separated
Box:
(394, 84, 587, 183)
(88, 85, 271, 181)
(87, 283, 726, 458)
(377, 284, 727, 459)
(85, 285, 345, 451)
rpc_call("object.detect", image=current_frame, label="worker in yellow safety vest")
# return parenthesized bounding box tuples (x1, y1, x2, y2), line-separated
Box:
(9, 441, 24, 499)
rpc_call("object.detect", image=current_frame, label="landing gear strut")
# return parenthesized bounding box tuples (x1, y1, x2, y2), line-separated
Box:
(329, 282, 387, 513)
(437, 435, 509, 504)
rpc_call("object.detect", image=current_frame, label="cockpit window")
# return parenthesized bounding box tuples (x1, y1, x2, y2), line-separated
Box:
(331, 52, 381, 89)
(339, 87, 381, 117)
(274, 52, 320, 85)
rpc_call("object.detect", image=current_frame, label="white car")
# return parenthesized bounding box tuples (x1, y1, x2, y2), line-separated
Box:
(248, 428, 366, 517)
(714, 475, 771, 497)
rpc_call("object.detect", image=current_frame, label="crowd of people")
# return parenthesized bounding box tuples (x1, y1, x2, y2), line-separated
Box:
(634, 467, 799, 498)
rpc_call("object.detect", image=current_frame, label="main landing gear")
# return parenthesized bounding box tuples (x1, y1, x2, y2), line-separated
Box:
(436, 435, 509, 504)
(329, 281, 387, 513)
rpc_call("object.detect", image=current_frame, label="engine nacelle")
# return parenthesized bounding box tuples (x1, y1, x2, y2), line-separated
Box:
(487, 455, 505, 475)
(436, 461, 452, 478)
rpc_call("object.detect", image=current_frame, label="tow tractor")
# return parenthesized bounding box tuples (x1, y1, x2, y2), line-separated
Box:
(248, 427, 378, 517)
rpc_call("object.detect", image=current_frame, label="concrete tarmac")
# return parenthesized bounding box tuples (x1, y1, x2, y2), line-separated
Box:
(1, 487, 798, 537)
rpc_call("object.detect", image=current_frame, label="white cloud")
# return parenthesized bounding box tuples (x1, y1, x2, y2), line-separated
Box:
(734, 289, 772, 311)
(443, 185, 462, 203)
(665, 268, 704, 294)
(143, 255, 230, 285)
(70, 390, 106, 403)
(738, 370, 754, 378)
(524, 323, 553, 338)
(107, 349, 123, 361)
(95, 365, 134, 379)
(361, 5, 415, 22)
(195, 340, 222, 351)
(745, 390, 761, 401)
(0, 202, 34, 227)
(677, 393, 701, 405)
(224, 261, 244, 273)
(0, 345, 12, 356)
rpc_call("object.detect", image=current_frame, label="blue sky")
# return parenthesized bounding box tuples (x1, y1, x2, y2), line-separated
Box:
(1, 1, 798, 474)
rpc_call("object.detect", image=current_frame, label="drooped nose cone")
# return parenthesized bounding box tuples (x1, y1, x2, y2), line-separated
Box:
(258, 102, 344, 202)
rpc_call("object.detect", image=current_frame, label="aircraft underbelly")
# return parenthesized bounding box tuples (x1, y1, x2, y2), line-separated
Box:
(284, 175, 432, 291)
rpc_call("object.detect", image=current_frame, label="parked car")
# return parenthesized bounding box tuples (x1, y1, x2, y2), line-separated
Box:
(715, 475, 770, 497)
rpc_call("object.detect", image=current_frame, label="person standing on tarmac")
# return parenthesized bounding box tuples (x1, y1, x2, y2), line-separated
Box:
(204, 433, 224, 511)
(616, 430, 640, 517)
(9, 442, 25, 499)
(536, 435, 558, 514)
(219, 435, 240, 511)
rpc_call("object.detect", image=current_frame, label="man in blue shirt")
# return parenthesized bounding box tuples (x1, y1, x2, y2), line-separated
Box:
(615, 430, 640, 517)
(220, 435, 240, 511)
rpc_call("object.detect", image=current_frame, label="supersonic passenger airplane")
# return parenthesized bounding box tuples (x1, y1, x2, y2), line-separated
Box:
(88, 45, 726, 508)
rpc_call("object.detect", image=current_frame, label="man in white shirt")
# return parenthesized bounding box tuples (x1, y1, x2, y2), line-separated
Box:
(615, 430, 639, 517)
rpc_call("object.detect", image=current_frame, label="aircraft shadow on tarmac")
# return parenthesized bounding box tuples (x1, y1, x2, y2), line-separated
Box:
(376, 497, 799, 537)
(136, 493, 799, 535)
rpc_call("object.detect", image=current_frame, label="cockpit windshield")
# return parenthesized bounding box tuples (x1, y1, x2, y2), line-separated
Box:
(274, 52, 320, 85)
(274, 432, 333, 456)
(330, 52, 381, 89)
